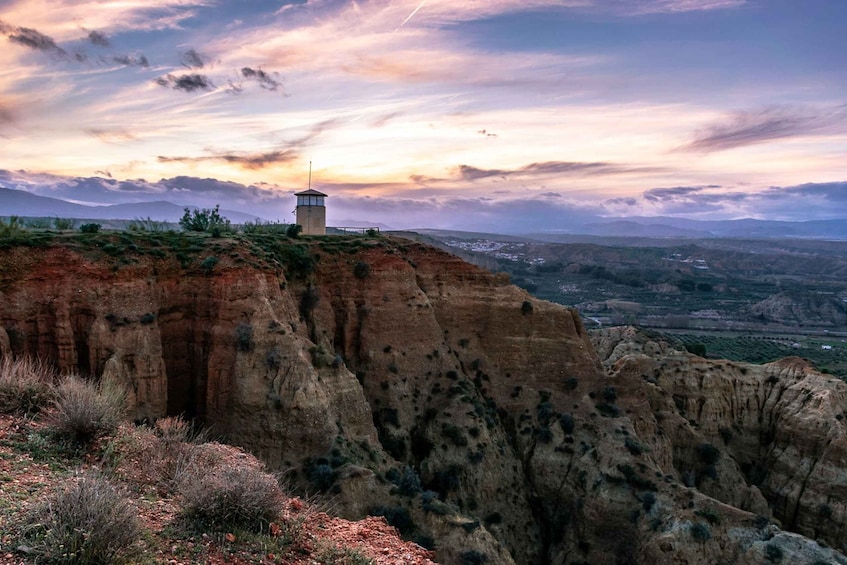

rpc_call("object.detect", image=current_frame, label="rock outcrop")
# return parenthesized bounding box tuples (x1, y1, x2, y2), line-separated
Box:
(2, 233, 847, 564)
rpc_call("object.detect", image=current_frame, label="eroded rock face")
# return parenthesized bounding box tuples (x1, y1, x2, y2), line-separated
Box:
(2, 237, 846, 564)
(593, 328, 847, 558)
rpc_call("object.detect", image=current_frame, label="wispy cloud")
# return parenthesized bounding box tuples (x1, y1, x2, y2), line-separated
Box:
(643, 185, 721, 201)
(86, 30, 109, 47)
(680, 106, 847, 152)
(1, 20, 68, 57)
(0, 1, 211, 40)
(156, 118, 340, 170)
(158, 150, 298, 170)
(454, 161, 662, 181)
(181, 48, 205, 69)
(84, 128, 138, 143)
(112, 54, 150, 68)
(155, 73, 213, 93)
(240, 67, 282, 91)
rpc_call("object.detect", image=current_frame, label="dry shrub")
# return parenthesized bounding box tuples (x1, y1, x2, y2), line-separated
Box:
(105, 417, 209, 494)
(22, 473, 142, 564)
(178, 457, 284, 532)
(0, 356, 57, 415)
(47, 375, 126, 446)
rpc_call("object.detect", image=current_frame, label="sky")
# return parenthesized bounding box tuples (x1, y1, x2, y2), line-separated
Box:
(1, 0, 846, 232)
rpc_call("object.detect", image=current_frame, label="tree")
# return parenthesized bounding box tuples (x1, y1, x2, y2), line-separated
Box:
(179, 205, 231, 234)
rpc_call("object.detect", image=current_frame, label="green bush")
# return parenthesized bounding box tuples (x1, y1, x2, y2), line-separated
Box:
(0, 215, 27, 236)
(178, 462, 283, 532)
(79, 223, 101, 234)
(521, 300, 533, 315)
(53, 217, 75, 230)
(22, 474, 141, 564)
(286, 223, 303, 238)
(47, 375, 126, 446)
(179, 205, 231, 233)
(0, 356, 56, 415)
(200, 255, 219, 272)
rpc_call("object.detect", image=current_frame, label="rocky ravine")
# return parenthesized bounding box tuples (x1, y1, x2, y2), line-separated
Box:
(1, 232, 846, 564)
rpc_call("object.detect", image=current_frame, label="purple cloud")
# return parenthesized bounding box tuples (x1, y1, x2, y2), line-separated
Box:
(680, 106, 847, 152)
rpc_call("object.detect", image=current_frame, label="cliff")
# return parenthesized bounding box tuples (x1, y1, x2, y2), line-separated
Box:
(1, 231, 846, 564)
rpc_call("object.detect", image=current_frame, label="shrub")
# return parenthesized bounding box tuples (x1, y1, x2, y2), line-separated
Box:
(0, 215, 27, 236)
(235, 323, 253, 352)
(315, 543, 374, 564)
(179, 205, 230, 233)
(521, 300, 533, 315)
(308, 462, 338, 492)
(353, 261, 371, 279)
(695, 508, 722, 525)
(0, 356, 56, 415)
(764, 543, 784, 562)
(47, 375, 126, 446)
(128, 216, 169, 232)
(641, 492, 656, 512)
(286, 223, 303, 238)
(396, 465, 422, 496)
(23, 474, 141, 564)
(596, 403, 620, 418)
(441, 423, 468, 446)
(53, 217, 75, 230)
(461, 550, 489, 564)
(369, 505, 414, 535)
(200, 256, 219, 272)
(697, 443, 721, 465)
(178, 462, 283, 532)
(559, 413, 576, 434)
(690, 522, 711, 542)
(139, 312, 156, 325)
(79, 223, 101, 233)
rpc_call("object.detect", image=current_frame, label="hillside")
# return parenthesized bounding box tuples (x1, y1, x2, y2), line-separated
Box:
(2, 229, 847, 563)
(427, 232, 847, 333)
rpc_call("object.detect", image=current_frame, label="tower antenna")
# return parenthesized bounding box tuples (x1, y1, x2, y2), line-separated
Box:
(308, 161, 312, 190)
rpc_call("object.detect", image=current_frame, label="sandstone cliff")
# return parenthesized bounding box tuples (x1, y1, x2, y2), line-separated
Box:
(2, 232, 846, 564)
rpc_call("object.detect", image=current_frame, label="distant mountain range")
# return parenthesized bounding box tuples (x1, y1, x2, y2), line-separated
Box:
(0, 187, 261, 224)
(3, 186, 847, 239)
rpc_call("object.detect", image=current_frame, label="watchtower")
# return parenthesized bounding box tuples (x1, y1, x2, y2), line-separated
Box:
(294, 189, 327, 235)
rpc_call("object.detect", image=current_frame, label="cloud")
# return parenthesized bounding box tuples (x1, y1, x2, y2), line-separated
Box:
(158, 150, 298, 170)
(680, 106, 847, 152)
(603, 181, 847, 220)
(87, 30, 110, 47)
(454, 161, 660, 181)
(2, 22, 67, 56)
(643, 185, 721, 202)
(156, 118, 340, 170)
(85, 128, 138, 143)
(0, 2, 212, 41)
(155, 73, 214, 92)
(598, 0, 747, 15)
(241, 67, 282, 91)
(112, 54, 150, 67)
(181, 48, 205, 68)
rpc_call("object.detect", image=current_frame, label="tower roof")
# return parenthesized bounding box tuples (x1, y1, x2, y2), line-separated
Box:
(295, 189, 327, 197)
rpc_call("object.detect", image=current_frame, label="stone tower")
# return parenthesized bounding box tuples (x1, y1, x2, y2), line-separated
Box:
(294, 189, 327, 235)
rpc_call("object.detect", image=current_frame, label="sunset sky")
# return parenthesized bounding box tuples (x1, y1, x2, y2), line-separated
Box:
(1, 0, 846, 231)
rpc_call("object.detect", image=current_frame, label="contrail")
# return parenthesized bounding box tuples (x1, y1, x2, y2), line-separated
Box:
(399, 0, 426, 28)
